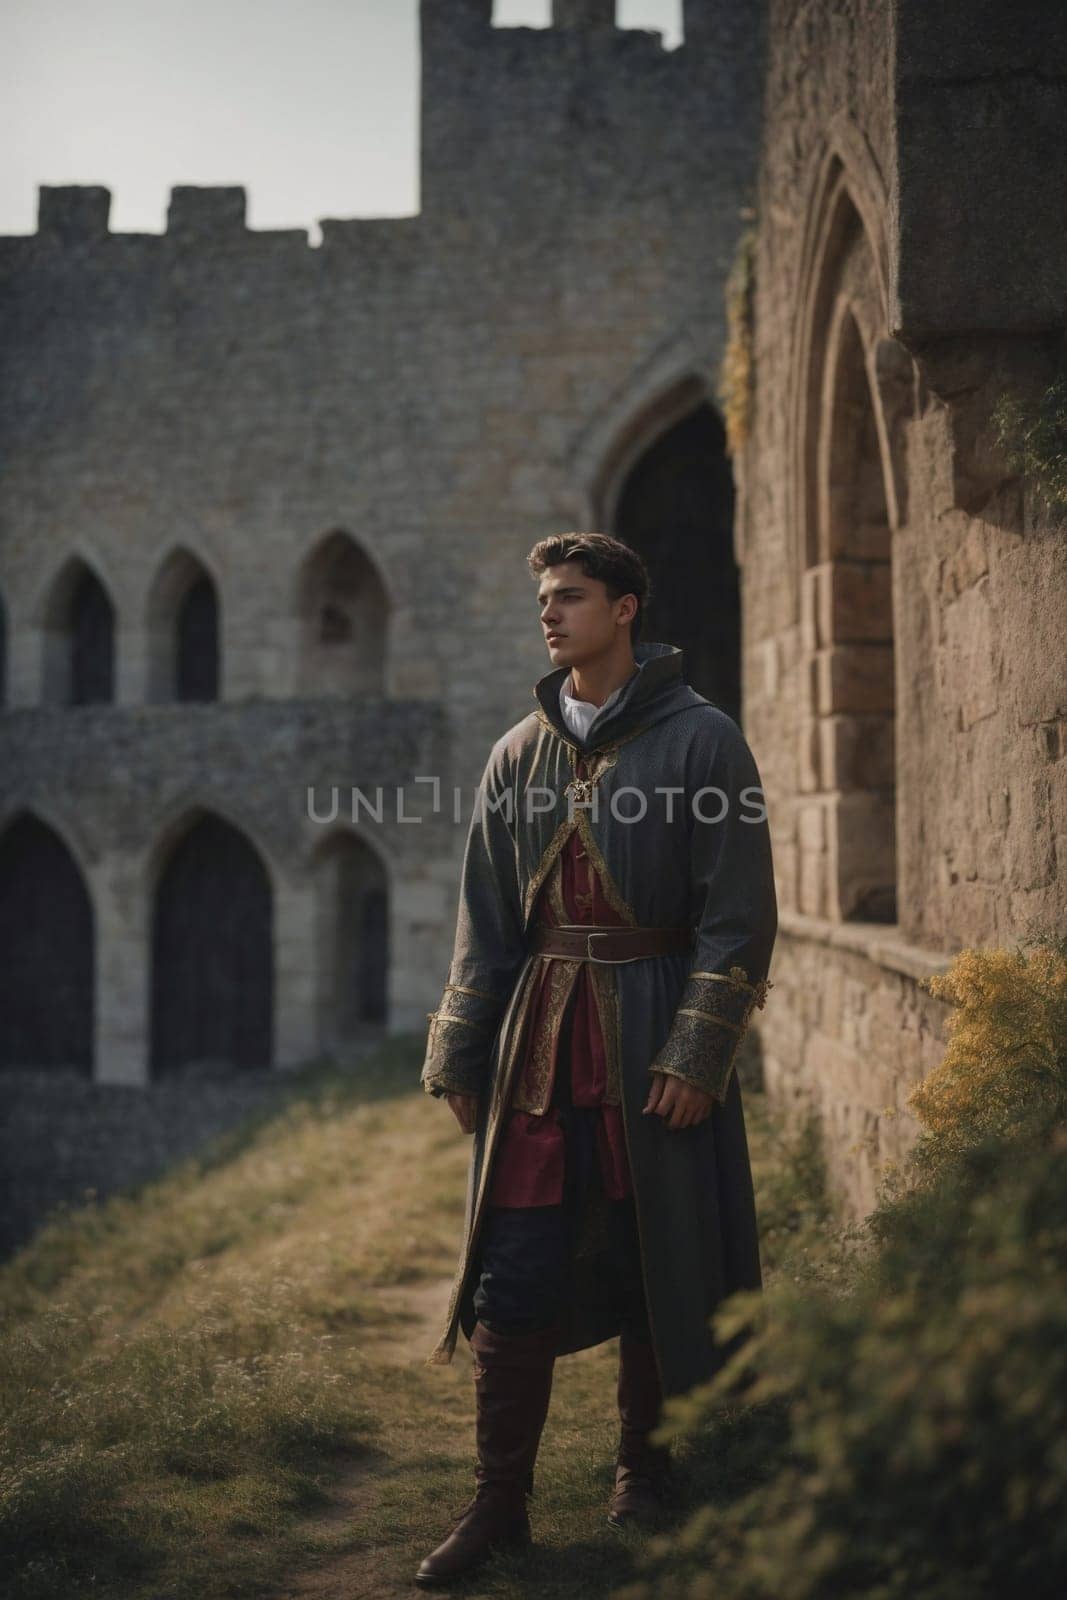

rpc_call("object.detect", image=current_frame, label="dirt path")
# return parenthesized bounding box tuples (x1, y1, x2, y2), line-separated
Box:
(369, 1277, 455, 1365)
(261, 1273, 464, 1600)
(260, 1270, 629, 1600)
(254, 1088, 657, 1600)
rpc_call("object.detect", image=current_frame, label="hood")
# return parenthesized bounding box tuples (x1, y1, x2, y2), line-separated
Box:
(532, 641, 699, 752)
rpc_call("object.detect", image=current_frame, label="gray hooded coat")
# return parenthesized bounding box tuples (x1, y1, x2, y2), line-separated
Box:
(421, 641, 777, 1398)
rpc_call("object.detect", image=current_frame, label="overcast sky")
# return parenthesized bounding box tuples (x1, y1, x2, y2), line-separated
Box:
(2, 0, 683, 237)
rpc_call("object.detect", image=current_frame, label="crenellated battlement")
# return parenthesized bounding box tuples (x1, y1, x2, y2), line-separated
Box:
(166, 186, 247, 240)
(418, 0, 765, 225)
(418, 0, 672, 48)
(37, 186, 112, 242)
(1, 181, 432, 264)
(0, 0, 767, 281)
(417, 0, 747, 51)
(8, 183, 328, 250)
(8, 4, 766, 252)
(551, 1, 618, 26)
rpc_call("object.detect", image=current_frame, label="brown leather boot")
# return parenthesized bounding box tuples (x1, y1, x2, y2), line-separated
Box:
(415, 1320, 557, 1587)
(607, 1330, 673, 1528)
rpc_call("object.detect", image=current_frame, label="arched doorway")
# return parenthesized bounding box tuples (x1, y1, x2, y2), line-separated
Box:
(312, 832, 389, 1057)
(0, 814, 94, 1072)
(611, 401, 740, 720)
(150, 813, 273, 1074)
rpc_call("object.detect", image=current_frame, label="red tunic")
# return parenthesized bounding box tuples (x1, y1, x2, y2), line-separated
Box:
(488, 802, 633, 1209)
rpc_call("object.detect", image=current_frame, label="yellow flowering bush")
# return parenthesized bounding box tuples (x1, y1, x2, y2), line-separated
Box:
(719, 226, 757, 458)
(620, 935, 1067, 1600)
(909, 939, 1067, 1157)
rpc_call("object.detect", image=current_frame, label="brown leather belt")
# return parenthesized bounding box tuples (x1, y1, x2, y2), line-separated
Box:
(530, 923, 694, 964)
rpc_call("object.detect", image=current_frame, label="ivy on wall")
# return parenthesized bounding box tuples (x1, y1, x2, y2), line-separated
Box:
(992, 373, 1067, 512)
(718, 223, 757, 459)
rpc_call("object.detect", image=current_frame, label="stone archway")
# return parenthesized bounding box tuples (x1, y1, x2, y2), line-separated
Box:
(150, 812, 273, 1074)
(146, 546, 220, 703)
(0, 813, 94, 1072)
(294, 531, 388, 697)
(311, 831, 389, 1058)
(793, 164, 914, 924)
(40, 555, 116, 705)
(610, 399, 740, 719)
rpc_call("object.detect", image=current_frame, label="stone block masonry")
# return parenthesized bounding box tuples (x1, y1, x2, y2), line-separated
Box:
(0, 3, 768, 1237)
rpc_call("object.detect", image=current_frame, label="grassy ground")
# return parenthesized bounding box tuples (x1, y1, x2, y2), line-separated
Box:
(1, 1039, 833, 1600)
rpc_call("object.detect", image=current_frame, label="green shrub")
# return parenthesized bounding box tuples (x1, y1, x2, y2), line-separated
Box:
(992, 375, 1067, 511)
(618, 938, 1067, 1600)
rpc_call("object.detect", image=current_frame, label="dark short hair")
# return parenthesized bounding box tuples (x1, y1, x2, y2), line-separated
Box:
(526, 532, 652, 643)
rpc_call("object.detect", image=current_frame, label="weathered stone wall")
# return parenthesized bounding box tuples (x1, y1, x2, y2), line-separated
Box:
(739, 0, 1067, 1213)
(0, 699, 450, 1077)
(8, 0, 1059, 1235)
(894, 423, 1067, 951)
(1, 1, 764, 799)
(891, 0, 1067, 334)
(0, 2, 766, 1234)
(0, 1066, 298, 1257)
(762, 923, 951, 1218)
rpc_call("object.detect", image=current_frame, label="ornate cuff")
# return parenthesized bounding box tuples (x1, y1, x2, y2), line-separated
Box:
(649, 965, 771, 1104)
(420, 982, 504, 1098)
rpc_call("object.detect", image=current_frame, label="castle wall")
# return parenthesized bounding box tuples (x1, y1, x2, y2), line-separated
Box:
(0, 1068, 298, 1256)
(739, 0, 1067, 1213)
(0, 3, 764, 1130)
(9, 0, 1059, 1237)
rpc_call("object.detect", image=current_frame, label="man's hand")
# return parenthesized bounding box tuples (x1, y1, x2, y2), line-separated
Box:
(643, 1070, 715, 1130)
(444, 1091, 479, 1134)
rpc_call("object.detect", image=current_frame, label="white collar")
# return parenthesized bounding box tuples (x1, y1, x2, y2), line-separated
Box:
(561, 673, 627, 712)
(558, 670, 636, 741)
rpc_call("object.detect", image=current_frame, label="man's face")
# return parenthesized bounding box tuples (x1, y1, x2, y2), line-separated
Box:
(535, 561, 635, 668)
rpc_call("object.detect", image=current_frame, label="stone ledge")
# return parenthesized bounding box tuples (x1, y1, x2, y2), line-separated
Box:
(777, 909, 957, 984)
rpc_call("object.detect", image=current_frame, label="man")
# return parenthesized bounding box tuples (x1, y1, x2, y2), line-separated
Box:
(416, 532, 776, 1586)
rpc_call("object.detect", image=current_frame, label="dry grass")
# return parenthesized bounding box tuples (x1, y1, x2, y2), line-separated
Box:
(2, 1042, 825, 1600)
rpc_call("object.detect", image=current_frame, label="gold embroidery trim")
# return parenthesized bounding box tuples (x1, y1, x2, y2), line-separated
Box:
(510, 957, 580, 1115)
(523, 816, 579, 926)
(426, 1012, 493, 1034)
(649, 1009, 741, 1104)
(588, 960, 622, 1106)
(545, 850, 569, 924)
(444, 983, 499, 1001)
(689, 967, 772, 1008)
(574, 811, 637, 926)
(491, 956, 547, 1106)
(423, 1060, 483, 1095)
(532, 708, 651, 763)
(522, 715, 647, 928)
(674, 1006, 744, 1035)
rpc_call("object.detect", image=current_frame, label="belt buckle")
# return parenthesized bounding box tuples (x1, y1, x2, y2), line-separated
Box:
(586, 930, 640, 964)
